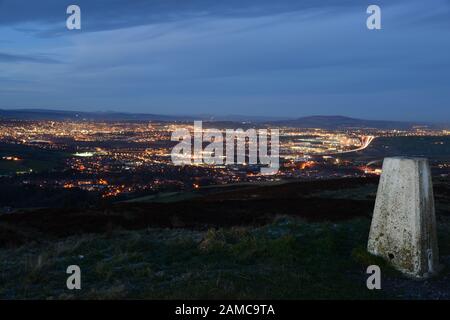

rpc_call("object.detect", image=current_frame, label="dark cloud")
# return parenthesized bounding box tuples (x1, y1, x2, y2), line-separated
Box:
(2, 0, 447, 36)
(0, 52, 61, 63)
(0, 0, 374, 34)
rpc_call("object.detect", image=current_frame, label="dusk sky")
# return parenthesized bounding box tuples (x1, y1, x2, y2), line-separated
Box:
(0, 0, 449, 121)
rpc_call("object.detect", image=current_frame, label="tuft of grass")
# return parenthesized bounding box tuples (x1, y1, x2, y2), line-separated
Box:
(351, 246, 401, 277)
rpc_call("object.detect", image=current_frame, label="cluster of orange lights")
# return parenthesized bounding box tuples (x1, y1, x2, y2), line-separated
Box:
(359, 166, 382, 175)
(75, 164, 86, 171)
(298, 161, 316, 170)
(2, 156, 21, 161)
(98, 178, 108, 185)
(63, 178, 109, 189)
(64, 179, 128, 197)
(102, 185, 127, 198)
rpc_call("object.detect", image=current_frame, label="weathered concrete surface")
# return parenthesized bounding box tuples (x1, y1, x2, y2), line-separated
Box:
(368, 157, 440, 278)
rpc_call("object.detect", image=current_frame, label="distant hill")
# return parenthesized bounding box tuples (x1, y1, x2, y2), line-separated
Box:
(0, 109, 193, 122)
(0, 109, 446, 129)
(0, 109, 287, 123)
(269, 115, 442, 130)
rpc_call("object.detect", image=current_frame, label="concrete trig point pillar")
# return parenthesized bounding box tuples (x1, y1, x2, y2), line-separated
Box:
(368, 157, 440, 278)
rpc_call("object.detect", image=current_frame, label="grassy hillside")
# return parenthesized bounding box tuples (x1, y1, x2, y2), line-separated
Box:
(1, 216, 449, 299)
(0, 177, 449, 299)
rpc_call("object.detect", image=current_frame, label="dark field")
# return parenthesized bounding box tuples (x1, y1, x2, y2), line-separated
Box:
(0, 177, 381, 246)
(0, 143, 68, 175)
(344, 136, 450, 163)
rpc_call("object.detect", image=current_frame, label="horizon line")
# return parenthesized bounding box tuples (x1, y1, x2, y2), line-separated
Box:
(1, 107, 447, 124)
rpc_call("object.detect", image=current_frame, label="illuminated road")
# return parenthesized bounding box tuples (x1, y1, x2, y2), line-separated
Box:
(310, 135, 376, 157)
(337, 135, 376, 154)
